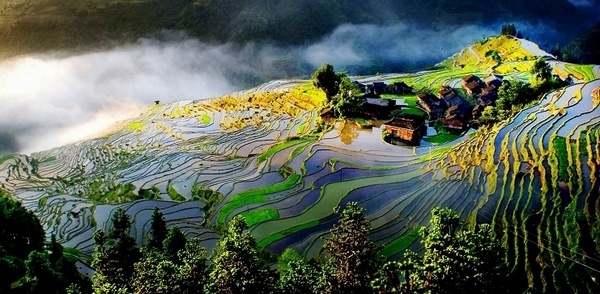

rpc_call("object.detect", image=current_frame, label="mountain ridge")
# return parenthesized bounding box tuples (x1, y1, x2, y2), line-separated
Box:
(0, 0, 595, 59)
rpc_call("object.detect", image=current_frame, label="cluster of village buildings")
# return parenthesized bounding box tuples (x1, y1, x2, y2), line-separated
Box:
(347, 73, 503, 144)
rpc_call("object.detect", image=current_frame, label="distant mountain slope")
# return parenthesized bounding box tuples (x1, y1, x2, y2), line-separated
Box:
(0, 0, 591, 59)
(563, 22, 600, 64)
(440, 35, 552, 73)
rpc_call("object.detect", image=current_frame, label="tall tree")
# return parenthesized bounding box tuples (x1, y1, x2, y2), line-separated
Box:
(323, 202, 379, 294)
(531, 58, 552, 82)
(334, 74, 364, 116)
(131, 250, 182, 294)
(411, 208, 507, 293)
(146, 207, 168, 252)
(92, 208, 141, 294)
(178, 237, 209, 294)
(500, 24, 517, 36)
(277, 248, 322, 294)
(163, 226, 187, 264)
(0, 189, 45, 260)
(205, 215, 275, 294)
(312, 63, 341, 102)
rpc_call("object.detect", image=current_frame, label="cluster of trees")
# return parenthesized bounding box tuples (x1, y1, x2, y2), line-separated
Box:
(500, 24, 518, 37)
(478, 58, 569, 126)
(84, 202, 509, 294)
(561, 21, 600, 64)
(0, 189, 90, 293)
(312, 63, 364, 117)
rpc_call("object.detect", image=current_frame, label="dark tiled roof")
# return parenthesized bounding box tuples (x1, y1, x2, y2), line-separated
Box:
(385, 117, 423, 130)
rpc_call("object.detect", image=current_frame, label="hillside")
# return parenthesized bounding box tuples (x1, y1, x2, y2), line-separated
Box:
(0, 0, 593, 59)
(563, 22, 600, 64)
(2, 37, 600, 291)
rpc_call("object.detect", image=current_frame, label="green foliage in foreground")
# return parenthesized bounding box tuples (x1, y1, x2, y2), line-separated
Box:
(0, 189, 90, 293)
(83, 202, 513, 294)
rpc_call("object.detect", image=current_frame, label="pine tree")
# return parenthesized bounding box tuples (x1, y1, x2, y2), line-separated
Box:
(413, 208, 507, 293)
(178, 237, 209, 294)
(206, 215, 275, 294)
(163, 226, 187, 264)
(278, 258, 322, 294)
(92, 208, 141, 294)
(131, 250, 182, 294)
(323, 202, 379, 294)
(147, 207, 168, 252)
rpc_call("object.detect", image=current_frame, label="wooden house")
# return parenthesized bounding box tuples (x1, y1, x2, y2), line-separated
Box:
(484, 74, 503, 88)
(364, 90, 394, 107)
(384, 117, 426, 143)
(368, 82, 387, 95)
(417, 92, 446, 119)
(479, 93, 496, 106)
(387, 82, 414, 94)
(461, 74, 483, 96)
(365, 97, 394, 107)
(437, 85, 456, 100)
(441, 118, 466, 132)
(472, 104, 484, 119)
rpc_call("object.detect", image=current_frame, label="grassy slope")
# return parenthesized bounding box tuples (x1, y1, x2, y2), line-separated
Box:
(441, 35, 538, 73)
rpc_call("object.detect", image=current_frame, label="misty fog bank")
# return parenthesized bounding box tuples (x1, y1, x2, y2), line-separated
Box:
(0, 21, 559, 155)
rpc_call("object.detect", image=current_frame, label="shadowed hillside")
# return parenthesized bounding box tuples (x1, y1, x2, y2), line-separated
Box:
(0, 0, 593, 59)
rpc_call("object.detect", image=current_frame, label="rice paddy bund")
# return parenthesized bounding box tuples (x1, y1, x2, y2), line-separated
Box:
(1, 52, 600, 289)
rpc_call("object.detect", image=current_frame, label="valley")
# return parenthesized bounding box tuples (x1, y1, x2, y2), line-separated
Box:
(2, 33, 600, 290)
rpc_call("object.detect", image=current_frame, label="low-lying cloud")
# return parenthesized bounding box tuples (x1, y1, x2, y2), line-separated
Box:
(301, 23, 497, 71)
(0, 21, 560, 155)
(0, 40, 247, 155)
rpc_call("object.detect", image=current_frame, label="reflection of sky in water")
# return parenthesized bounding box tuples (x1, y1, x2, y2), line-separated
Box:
(322, 122, 417, 155)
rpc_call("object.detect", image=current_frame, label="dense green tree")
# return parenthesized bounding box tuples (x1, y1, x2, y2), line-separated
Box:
(131, 250, 182, 294)
(0, 189, 45, 260)
(0, 189, 89, 293)
(146, 208, 168, 251)
(531, 58, 552, 82)
(177, 237, 209, 294)
(277, 248, 322, 294)
(312, 63, 342, 102)
(334, 74, 364, 116)
(162, 226, 187, 264)
(323, 202, 379, 294)
(501, 24, 517, 36)
(23, 251, 57, 293)
(92, 208, 141, 294)
(371, 250, 420, 293)
(411, 208, 507, 293)
(205, 215, 275, 294)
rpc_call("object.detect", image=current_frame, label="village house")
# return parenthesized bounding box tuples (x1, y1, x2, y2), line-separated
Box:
(440, 118, 466, 132)
(364, 88, 395, 107)
(417, 92, 446, 119)
(461, 74, 484, 96)
(386, 81, 414, 94)
(368, 82, 387, 96)
(438, 85, 456, 100)
(484, 74, 503, 88)
(479, 74, 504, 105)
(472, 104, 485, 119)
(383, 116, 426, 144)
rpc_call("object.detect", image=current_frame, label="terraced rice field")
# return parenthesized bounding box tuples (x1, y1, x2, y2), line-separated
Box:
(1, 63, 600, 289)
